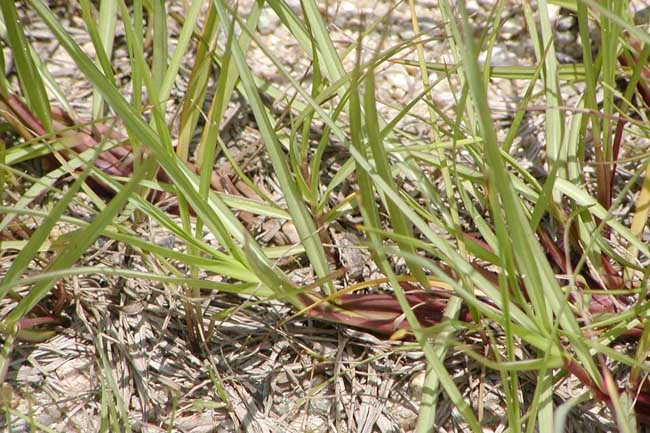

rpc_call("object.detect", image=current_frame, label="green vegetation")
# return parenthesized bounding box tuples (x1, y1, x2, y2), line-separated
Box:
(1, 0, 650, 431)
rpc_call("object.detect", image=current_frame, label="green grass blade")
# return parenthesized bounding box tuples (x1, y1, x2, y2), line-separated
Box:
(3, 156, 152, 326)
(455, 0, 600, 398)
(363, 67, 428, 285)
(26, 0, 266, 267)
(0, 162, 94, 296)
(0, 2, 51, 130)
(213, 0, 332, 291)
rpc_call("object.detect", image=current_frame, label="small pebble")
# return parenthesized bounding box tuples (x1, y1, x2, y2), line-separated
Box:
(556, 14, 576, 31)
(258, 8, 279, 35)
(409, 370, 426, 396)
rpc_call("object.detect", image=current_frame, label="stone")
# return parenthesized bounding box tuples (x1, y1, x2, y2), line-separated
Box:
(258, 7, 279, 35)
(408, 370, 426, 396)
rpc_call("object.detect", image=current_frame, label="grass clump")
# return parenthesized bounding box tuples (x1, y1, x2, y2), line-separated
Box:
(1, 1, 650, 431)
